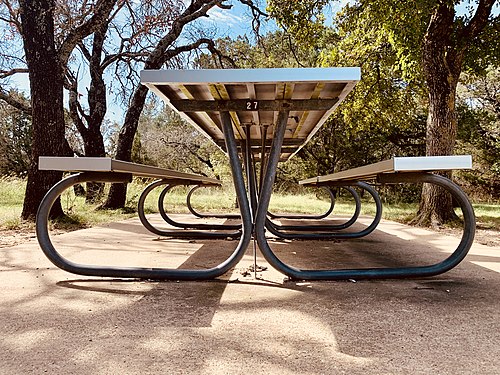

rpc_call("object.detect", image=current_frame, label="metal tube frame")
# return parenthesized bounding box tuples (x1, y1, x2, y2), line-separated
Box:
(186, 185, 240, 219)
(37, 107, 476, 280)
(36, 139, 253, 279)
(267, 186, 362, 232)
(137, 180, 241, 239)
(264, 181, 381, 239)
(255, 167, 475, 280)
(156, 183, 241, 231)
(226, 110, 475, 280)
(267, 187, 337, 220)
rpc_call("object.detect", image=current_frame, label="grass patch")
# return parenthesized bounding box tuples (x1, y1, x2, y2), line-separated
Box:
(1, 177, 499, 233)
(473, 203, 500, 230)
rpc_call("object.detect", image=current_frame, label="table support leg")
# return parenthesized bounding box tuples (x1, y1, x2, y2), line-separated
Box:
(36, 169, 252, 279)
(260, 178, 475, 280)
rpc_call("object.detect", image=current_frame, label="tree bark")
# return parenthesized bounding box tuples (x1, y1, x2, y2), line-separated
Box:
(413, 0, 495, 226)
(20, 0, 68, 220)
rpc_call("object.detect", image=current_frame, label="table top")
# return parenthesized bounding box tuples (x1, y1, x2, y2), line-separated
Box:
(141, 67, 360, 160)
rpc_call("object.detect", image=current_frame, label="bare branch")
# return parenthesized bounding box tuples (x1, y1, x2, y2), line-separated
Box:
(205, 39, 238, 68)
(58, 0, 118, 66)
(0, 68, 29, 79)
(238, 0, 268, 42)
(2, 0, 22, 32)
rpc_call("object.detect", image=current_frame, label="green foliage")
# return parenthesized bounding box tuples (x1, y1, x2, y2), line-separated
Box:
(195, 30, 327, 69)
(266, 0, 499, 203)
(0, 102, 32, 177)
(136, 101, 228, 180)
(268, 1, 499, 82)
(267, 0, 329, 47)
(456, 67, 500, 199)
(298, 3, 427, 175)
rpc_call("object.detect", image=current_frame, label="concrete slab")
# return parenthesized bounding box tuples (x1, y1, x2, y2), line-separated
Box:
(0, 214, 499, 374)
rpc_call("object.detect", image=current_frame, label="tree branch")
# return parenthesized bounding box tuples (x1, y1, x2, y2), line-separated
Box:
(0, 87, 31, 115)
(458, 0, 497, 49)
(146, 0, 225, 67)
(58, 0, 118, 66)
(0, 68, 29, 79)
(453, 0, 497, 75)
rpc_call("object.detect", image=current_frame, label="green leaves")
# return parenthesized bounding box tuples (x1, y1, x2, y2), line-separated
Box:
(267, 0, 329, 47)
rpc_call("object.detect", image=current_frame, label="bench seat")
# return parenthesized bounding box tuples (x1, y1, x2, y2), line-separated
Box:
(39, 156, 220, 185)
(300, 155, 472, 185)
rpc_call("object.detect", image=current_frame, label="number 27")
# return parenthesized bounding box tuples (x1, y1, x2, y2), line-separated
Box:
(246, 101, 258, 110)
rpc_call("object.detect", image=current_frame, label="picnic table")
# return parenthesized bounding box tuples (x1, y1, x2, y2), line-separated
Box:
(36, 67, 476, 281)
(140, 67, 475, 280)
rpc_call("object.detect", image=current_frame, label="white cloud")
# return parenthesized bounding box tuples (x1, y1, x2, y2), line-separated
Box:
(205, 8, 244, 26)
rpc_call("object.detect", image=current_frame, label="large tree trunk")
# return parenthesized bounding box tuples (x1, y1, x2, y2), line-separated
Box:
(20, 0, 68, 220)
(414, 83, 459, 225)
(412, 3, 460, 226)
(412, 0, 495, 226)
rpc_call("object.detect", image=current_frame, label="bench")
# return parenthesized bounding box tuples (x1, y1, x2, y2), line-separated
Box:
(295, 155, 476, 279)
(299, 155, 472, 185)
(36, 156, 244, 280)
(38, 156, 221, 186)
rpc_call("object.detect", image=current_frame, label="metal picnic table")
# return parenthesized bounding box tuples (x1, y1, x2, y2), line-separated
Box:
(140, 67, 475, 281)
(29, 63, 479, 283)
(34, 67, 475, 281)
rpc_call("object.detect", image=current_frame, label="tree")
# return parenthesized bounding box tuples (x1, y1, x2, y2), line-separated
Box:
(136, 102, 224, 177)
(102, 0, 238, 209)
(268, 0, 499, 225)
(15, 0, 119, 219)
(65, 0, 196, 202)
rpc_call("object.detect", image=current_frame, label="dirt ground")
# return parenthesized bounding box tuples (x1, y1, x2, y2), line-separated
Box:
(1, 214, 499, 375)
(2, 222, 498, 249)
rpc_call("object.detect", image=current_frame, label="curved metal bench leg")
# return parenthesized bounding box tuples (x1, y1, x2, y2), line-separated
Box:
(187, 185, 241, 220)
(156, 183, 241, 231)
(137, 180, 241, 239)
(256, 173, 476, 280)
(36, 172, 252, 280)
(267, 187, 337, 220)
(265, 181, 382, 240)
(268, 186, 362, 232)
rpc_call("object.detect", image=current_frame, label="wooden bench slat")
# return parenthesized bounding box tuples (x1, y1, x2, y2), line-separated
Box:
(39, 157, 220, 185)
(300, 155, 472, 185)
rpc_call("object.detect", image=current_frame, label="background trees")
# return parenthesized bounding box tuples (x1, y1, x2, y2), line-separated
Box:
(0, 0, 246, 216)
(0, 99, 31, 176)
(19, 0, 119, 219)
(268, 0, 499, 225)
